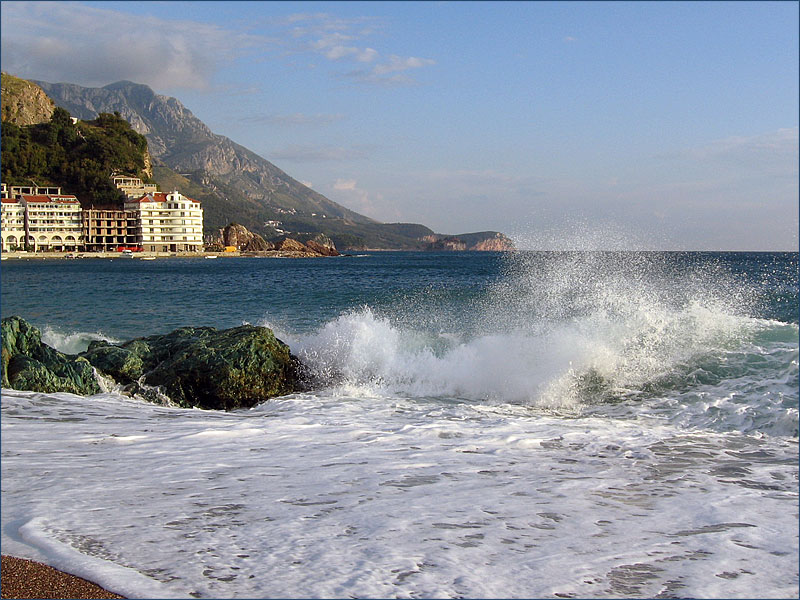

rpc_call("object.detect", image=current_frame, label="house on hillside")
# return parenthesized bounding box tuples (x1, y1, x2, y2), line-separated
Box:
(112, 174, 158, 199)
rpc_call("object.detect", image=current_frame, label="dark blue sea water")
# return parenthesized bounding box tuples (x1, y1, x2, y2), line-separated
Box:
(2, 251, 796, 340)
(2, 251, 798, 598)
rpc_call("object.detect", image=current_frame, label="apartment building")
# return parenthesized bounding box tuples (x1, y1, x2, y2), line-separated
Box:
(1, 197, 27, 251)
(1, 180, 205, 253)
(82, 208, 139, 252)
(18, 194, 84, 251)
(125, 190, 204, 252)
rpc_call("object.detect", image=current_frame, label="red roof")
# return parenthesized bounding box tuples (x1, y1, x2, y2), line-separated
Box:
(132, 193, 168, 203)
(20, 194, 80, 204)
(1, 198, 22, 204)
(133, 192, 200, 204)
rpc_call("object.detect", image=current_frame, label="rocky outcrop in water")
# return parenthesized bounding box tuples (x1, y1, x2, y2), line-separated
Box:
(272, 236, 338, 256)
(82, 325, 300, 410)
(1, 316, 100, 395)
(275, 238, 312, 253)
(1, 317, 300, 411)
(221, 223, 274, 251)
(469, 232, 515, 251)
(419, 232, 515, 251)
(305, 236, 340, 257)
(422, 236, 468, 251)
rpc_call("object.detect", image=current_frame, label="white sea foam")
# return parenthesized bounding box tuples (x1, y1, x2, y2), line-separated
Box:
(1, 388, 797, 598)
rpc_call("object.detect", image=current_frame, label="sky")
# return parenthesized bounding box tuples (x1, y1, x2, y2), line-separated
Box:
(1, 0, 798, 250)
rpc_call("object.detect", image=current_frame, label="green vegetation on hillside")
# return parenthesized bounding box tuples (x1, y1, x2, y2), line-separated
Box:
(1, 108, 151, 206)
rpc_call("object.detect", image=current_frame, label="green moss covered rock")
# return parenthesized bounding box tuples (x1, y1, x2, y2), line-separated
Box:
(1, 316, 100, 395)
(83, 325, 300, 410)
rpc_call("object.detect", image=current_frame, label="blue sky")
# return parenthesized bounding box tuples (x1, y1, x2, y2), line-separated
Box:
(2, 0, 797, 249)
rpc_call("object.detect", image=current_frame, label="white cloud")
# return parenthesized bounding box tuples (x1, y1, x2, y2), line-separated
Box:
(661, 128, 799, 180)
(686, 128, 798, 166)
(0, 1, 270, 91)
(333, 179, 358, 191)
(1, 5, 435, 91)
(278, 13, 434, 86)
(330, 178, 382, 216)
(373, 55, 436, 76)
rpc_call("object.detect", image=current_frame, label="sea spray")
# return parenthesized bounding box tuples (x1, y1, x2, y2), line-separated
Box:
(41, 325, 120, 355)
(276, 245, 795, 427)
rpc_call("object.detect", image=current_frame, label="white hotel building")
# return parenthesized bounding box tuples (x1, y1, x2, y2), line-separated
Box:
(1, 192, 83, 251)
(1, 179, 204, 253)
(1, 197, 26, 251)
(125, 190, 204, 253)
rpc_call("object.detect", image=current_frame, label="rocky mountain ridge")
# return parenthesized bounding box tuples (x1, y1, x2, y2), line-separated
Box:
(32, 79, 375, 225)
(11, 76, 513, 251)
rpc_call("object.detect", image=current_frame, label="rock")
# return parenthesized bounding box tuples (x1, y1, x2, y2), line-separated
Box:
(244, 235, 274, 252)
(275, 238, 312, 253)
(470, 233, 515, 251)
(305, 233, 339, 256)
(1, 73, 55, 126)
(423, 236, 467, 251)
(82, 341, 145, 383)
(2, 317, 301, 410)
(221, 223, 274, 251)
(1, 316, 100, 395)
(420, 232, 516, 251)
(82, 325, 300, 411)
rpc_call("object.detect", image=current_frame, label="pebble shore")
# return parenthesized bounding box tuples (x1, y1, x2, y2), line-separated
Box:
(1, 556, 124, 599)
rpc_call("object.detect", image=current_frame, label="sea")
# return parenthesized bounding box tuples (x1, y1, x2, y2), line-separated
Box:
(1, 248, 798, 599)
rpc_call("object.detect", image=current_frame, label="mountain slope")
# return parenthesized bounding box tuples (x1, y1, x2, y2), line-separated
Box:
(30, 78, 513, 250)
(1, 72, 54, 126)
(33, 80, 373, 224)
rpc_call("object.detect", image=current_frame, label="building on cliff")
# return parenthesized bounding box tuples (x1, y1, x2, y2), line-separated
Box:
(112, 174, 158, 199)
(124, 191, 204, 252)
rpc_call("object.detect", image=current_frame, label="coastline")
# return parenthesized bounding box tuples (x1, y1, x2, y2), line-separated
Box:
(0, 250, 344, 260)
(1, 555, 124, 599)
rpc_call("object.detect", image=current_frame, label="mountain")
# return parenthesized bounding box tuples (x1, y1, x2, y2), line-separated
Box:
(0, 82, 153, 207)
(27, 78, 513, 250)
(1, 72, 55, 126)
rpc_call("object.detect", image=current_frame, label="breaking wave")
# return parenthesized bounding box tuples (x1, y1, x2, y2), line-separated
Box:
(40, 325, 120, 355)
(274, 250, 797, 437)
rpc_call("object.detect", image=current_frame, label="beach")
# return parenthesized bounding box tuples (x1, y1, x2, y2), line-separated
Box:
(1, 556, 123, 599)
